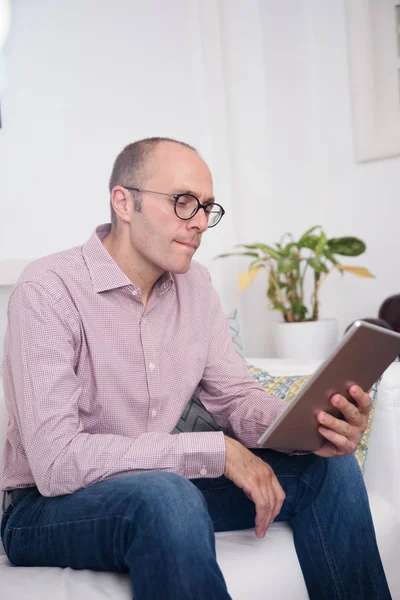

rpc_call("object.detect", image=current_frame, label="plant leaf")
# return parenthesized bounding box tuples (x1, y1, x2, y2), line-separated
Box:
(238, 266, 262, 291)
(335, 265, 375, 278)
(280, 241, 298, 257)
(215, 251, 259, 259)
(315, 231, 327, 257)
(293, 298, 308, 319)
(277, 257, 298, 273)
(307, 257, 328, 273)
(249, 259, 267, 270)
(298, 226, 322, 246)
(327, 237, 366, 256)
(236, 243, 281, 259)
(273, 305, 287, 312)
(299, 234, 319, 250)
(323, 249, 339, 265)
(279, 232, 294, 246)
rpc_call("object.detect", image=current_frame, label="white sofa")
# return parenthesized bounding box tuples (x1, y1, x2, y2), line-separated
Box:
(1, 358, 400, 600)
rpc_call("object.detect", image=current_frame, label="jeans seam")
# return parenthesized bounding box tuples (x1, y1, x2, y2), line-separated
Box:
(8, 513, 134, 532)
(277, 472, 320, 495)
(6, 514, 135, 566)
(278, 471, 344, 599)
(311, 502, 344, 600)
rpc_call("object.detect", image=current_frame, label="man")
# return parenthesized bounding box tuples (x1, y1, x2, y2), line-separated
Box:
(0, 138, 391, 599)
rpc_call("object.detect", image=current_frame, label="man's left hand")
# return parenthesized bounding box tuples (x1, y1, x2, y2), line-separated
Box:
(314, 386, 370, 458)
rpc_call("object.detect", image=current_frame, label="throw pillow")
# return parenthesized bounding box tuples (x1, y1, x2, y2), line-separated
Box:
(226, 309, 245, 359)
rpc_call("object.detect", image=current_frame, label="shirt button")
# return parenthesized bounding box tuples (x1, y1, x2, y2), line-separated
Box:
(149, 362, 156, 370)
(132, 290, 138, 296)
(151, 408, 157, 417)
(200, 466, 208, 476)
(142, 318, 146, 325)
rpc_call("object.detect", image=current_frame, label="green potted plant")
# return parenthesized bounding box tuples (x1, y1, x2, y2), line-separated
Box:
(217, 226, 374, 359)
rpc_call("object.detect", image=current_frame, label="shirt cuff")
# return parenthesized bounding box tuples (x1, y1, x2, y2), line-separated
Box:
(180, 431, 226, 479)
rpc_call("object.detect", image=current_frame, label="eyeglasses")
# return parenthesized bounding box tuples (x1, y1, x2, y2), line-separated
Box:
(122, 187, 225, 228)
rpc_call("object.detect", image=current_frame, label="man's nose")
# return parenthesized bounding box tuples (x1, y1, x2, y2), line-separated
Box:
(188, 207, 208, 232)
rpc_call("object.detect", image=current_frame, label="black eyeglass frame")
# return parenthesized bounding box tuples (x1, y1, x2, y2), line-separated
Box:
(122, 186, 225, 228)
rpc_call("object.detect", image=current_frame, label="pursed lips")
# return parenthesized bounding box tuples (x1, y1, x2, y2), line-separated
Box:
(174, 240, 199, 250)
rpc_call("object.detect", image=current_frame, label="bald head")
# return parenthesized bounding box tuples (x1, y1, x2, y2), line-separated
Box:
(109, 137, 199, 226)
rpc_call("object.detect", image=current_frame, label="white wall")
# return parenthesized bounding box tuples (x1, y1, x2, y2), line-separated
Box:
(1, 0, 400, 360)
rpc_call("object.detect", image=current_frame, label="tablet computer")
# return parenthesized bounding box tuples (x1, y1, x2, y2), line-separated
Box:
(257, 320, 400, 452)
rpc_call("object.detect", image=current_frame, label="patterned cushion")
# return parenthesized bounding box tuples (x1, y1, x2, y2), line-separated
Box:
(354, 377, 380, 471)
(226, 309, 245, 359)
(173, 396, 221, 434)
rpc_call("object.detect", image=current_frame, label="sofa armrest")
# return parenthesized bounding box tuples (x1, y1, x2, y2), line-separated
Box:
(363, 363, 400, 512)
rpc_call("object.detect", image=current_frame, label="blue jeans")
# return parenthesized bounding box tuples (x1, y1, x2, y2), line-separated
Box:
(1, 449, 391, 600)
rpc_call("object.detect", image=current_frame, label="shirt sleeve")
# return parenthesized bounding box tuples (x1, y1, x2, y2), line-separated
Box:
(195, 268, 289, 449)
(5, 282, 226, 497)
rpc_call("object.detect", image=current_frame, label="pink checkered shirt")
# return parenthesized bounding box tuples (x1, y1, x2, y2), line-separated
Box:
(1, 224, 287, 496)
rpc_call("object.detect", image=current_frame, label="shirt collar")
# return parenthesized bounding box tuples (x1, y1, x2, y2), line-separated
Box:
(156, 270, 174, 296)
(82, 223, 174, 295)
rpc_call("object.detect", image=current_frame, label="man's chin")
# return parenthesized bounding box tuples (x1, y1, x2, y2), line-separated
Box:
(168, 259, 193, 275)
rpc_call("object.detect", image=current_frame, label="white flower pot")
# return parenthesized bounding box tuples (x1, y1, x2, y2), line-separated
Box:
(272, 318, 339, 361)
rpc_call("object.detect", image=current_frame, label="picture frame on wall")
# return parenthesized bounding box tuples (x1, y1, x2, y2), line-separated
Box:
(345, 0, 400, 163)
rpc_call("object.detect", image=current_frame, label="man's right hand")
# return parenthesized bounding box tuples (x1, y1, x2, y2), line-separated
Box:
(223, 435, 286, 538)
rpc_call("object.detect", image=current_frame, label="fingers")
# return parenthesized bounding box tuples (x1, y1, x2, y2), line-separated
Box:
(317, 394, 368, 457)
(318, 388, 370, 429)
(254, 486, 274, 538)
(314, 388, 371, 456)
(349, 385, 371, 415)
(317, 406, 360, 454)
(317, 424, 356, 454)
(331, 392, 366, 425)
(317, 410, 357, 438)
(223, 437, 286, 539)
(253, 473, 286, 538)
(338, 387, 370, 419)
(271, 477, 286, 522)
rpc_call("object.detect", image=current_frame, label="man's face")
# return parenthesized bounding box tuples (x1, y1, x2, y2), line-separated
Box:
(127, 142, 214, 276)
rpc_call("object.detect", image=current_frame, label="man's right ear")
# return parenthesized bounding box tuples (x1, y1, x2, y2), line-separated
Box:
(111, 187, 132, 224)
